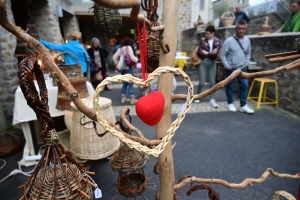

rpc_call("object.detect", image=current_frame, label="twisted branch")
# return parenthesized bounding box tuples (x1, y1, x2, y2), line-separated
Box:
(174, 168, 300, 190)
(172, 62, 300, 102)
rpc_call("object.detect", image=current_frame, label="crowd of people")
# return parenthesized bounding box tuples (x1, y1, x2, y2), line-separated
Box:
(39, 1, 299, 110)
(194, 1, 299, 114)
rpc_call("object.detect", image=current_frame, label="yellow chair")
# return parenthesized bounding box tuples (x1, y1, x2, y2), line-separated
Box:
(175, 52, 187, 70)
(247, 78, 278, 109)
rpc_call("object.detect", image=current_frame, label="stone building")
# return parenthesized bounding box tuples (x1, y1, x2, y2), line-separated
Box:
(1, 0, 214, 126)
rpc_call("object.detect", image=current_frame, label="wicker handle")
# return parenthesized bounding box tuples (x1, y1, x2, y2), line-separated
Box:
(272, 191, 296, 200)
(54, 52, 81, 66)
(18, 56, 55, 141)
(221, 11, 235, 19)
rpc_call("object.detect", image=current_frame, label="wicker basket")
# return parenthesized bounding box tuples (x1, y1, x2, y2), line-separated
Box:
(221, 11, 235, 27)
(67, 96, 120, 160)
(56, 77, 89, 111)
(24, 163, 93, 200)
(52, 52, 83, 86)
(0, 131, 20, 157)
(93, 3, 122, 39)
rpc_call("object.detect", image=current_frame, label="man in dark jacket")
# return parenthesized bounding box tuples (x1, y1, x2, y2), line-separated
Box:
(233, 5, 249, 25)
(194, 25, 221, 108)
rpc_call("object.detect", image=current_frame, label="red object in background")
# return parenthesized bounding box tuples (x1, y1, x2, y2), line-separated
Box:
(136, 91, 165, 126)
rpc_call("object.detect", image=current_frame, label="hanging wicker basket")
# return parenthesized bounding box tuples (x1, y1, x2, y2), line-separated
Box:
(92, 4, 122, 39)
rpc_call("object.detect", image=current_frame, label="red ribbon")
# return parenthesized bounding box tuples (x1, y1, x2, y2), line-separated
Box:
(137, 18, 148, 81)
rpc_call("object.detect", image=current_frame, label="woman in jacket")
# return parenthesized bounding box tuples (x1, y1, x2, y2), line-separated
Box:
(112, 37, 138, 104)
(87, 37, 109, 90)
(40, 30, 90, 76)
(195, 25, 221, 108)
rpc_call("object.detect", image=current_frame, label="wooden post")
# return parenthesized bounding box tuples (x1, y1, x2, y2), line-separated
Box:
(156, 0, 179, 199)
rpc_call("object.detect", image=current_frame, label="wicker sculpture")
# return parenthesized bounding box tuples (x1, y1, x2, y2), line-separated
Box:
(110, 113, 149, 198)
(18, 56, 95, 200)
(141, 0, 161, 72)
(92, 3, 122, 41)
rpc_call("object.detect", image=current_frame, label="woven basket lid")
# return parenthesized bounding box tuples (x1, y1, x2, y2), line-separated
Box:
(70, 96, 111, 110)
(110, 143, 149, 172)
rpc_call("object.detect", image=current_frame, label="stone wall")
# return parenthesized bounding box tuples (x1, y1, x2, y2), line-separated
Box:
(248, 33, 300, 114)
(31, 1, 64, 43)
(0, 0, 18, 125)
(247, 12, 284, 35)
(181, 25, 300, 115)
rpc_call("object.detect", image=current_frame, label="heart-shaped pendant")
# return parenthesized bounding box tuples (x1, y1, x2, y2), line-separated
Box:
(93, 66, 194, 157)
(136, 91, 165, 126)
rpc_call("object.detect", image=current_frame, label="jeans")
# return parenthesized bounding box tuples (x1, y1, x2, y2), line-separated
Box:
(197, 60, 216, 99)
(121, 67, 134, 97)
(226, 67, 248, 107)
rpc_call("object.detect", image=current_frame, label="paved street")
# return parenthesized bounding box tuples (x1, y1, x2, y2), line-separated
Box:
(0, 69, 299, 200)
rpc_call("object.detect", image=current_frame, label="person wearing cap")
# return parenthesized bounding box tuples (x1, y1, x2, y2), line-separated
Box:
(40, 30, 90, 76)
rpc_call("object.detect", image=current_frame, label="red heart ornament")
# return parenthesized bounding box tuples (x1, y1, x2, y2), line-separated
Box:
(136, 91, 165, 126)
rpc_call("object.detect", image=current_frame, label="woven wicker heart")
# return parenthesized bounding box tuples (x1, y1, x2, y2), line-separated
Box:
(93, 66, 194, 157)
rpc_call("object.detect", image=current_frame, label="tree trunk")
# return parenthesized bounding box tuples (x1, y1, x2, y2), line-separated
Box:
(156, 0, 180, 199)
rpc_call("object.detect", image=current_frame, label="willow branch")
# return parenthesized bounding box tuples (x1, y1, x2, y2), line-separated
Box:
(172, 63, 300, 102)
(265, 51, 298, 59)
(120, 106, 145, 138)
(93, 0, 169, 53)
(174, 168, 300, 190)
(0, 0, 97, 121)
(107, 120, 161, 146)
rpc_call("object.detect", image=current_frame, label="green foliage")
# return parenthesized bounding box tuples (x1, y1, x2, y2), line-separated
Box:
(207, 21, 213, 25)
(213, 0, 230, 18)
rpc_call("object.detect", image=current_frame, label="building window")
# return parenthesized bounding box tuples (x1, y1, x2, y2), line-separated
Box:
(238, 0, 244, 3)
(200, 0, 204, 10)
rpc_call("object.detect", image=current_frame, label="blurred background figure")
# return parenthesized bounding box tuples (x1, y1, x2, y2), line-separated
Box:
(233, 5, 249, 25)
(87, 37, 110, 90)
(113, 37, 138, 104)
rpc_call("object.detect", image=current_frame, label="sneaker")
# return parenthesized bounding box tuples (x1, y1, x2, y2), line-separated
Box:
(194, 100, 200, 103)
(130, 97, 137, 105)
(228, 103, 237, 112)
(209, 99, 218, 108)
(121, 96, 127, 104)
(240, 104, 254, 114)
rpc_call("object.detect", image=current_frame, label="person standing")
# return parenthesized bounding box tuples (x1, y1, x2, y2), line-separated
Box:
(275, 1, 300, 33)
(112, 37, 138, 104)
(233, 5, 249, 25)
(41, 30, 90, 76)
(220, 19, 254, 114)
(87, 37, 110, 90)
(194, 25, 220, 108)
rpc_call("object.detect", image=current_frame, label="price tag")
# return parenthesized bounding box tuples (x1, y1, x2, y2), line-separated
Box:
(94, 188, 102, 198)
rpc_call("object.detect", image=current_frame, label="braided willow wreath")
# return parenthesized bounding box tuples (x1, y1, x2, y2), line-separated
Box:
(93, 67, 194, 157)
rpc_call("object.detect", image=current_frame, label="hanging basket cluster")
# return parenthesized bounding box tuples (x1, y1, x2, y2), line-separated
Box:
(92, 3, 122, 40)
(140, 0, 161, 73)
(110, 142, 149, 198)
